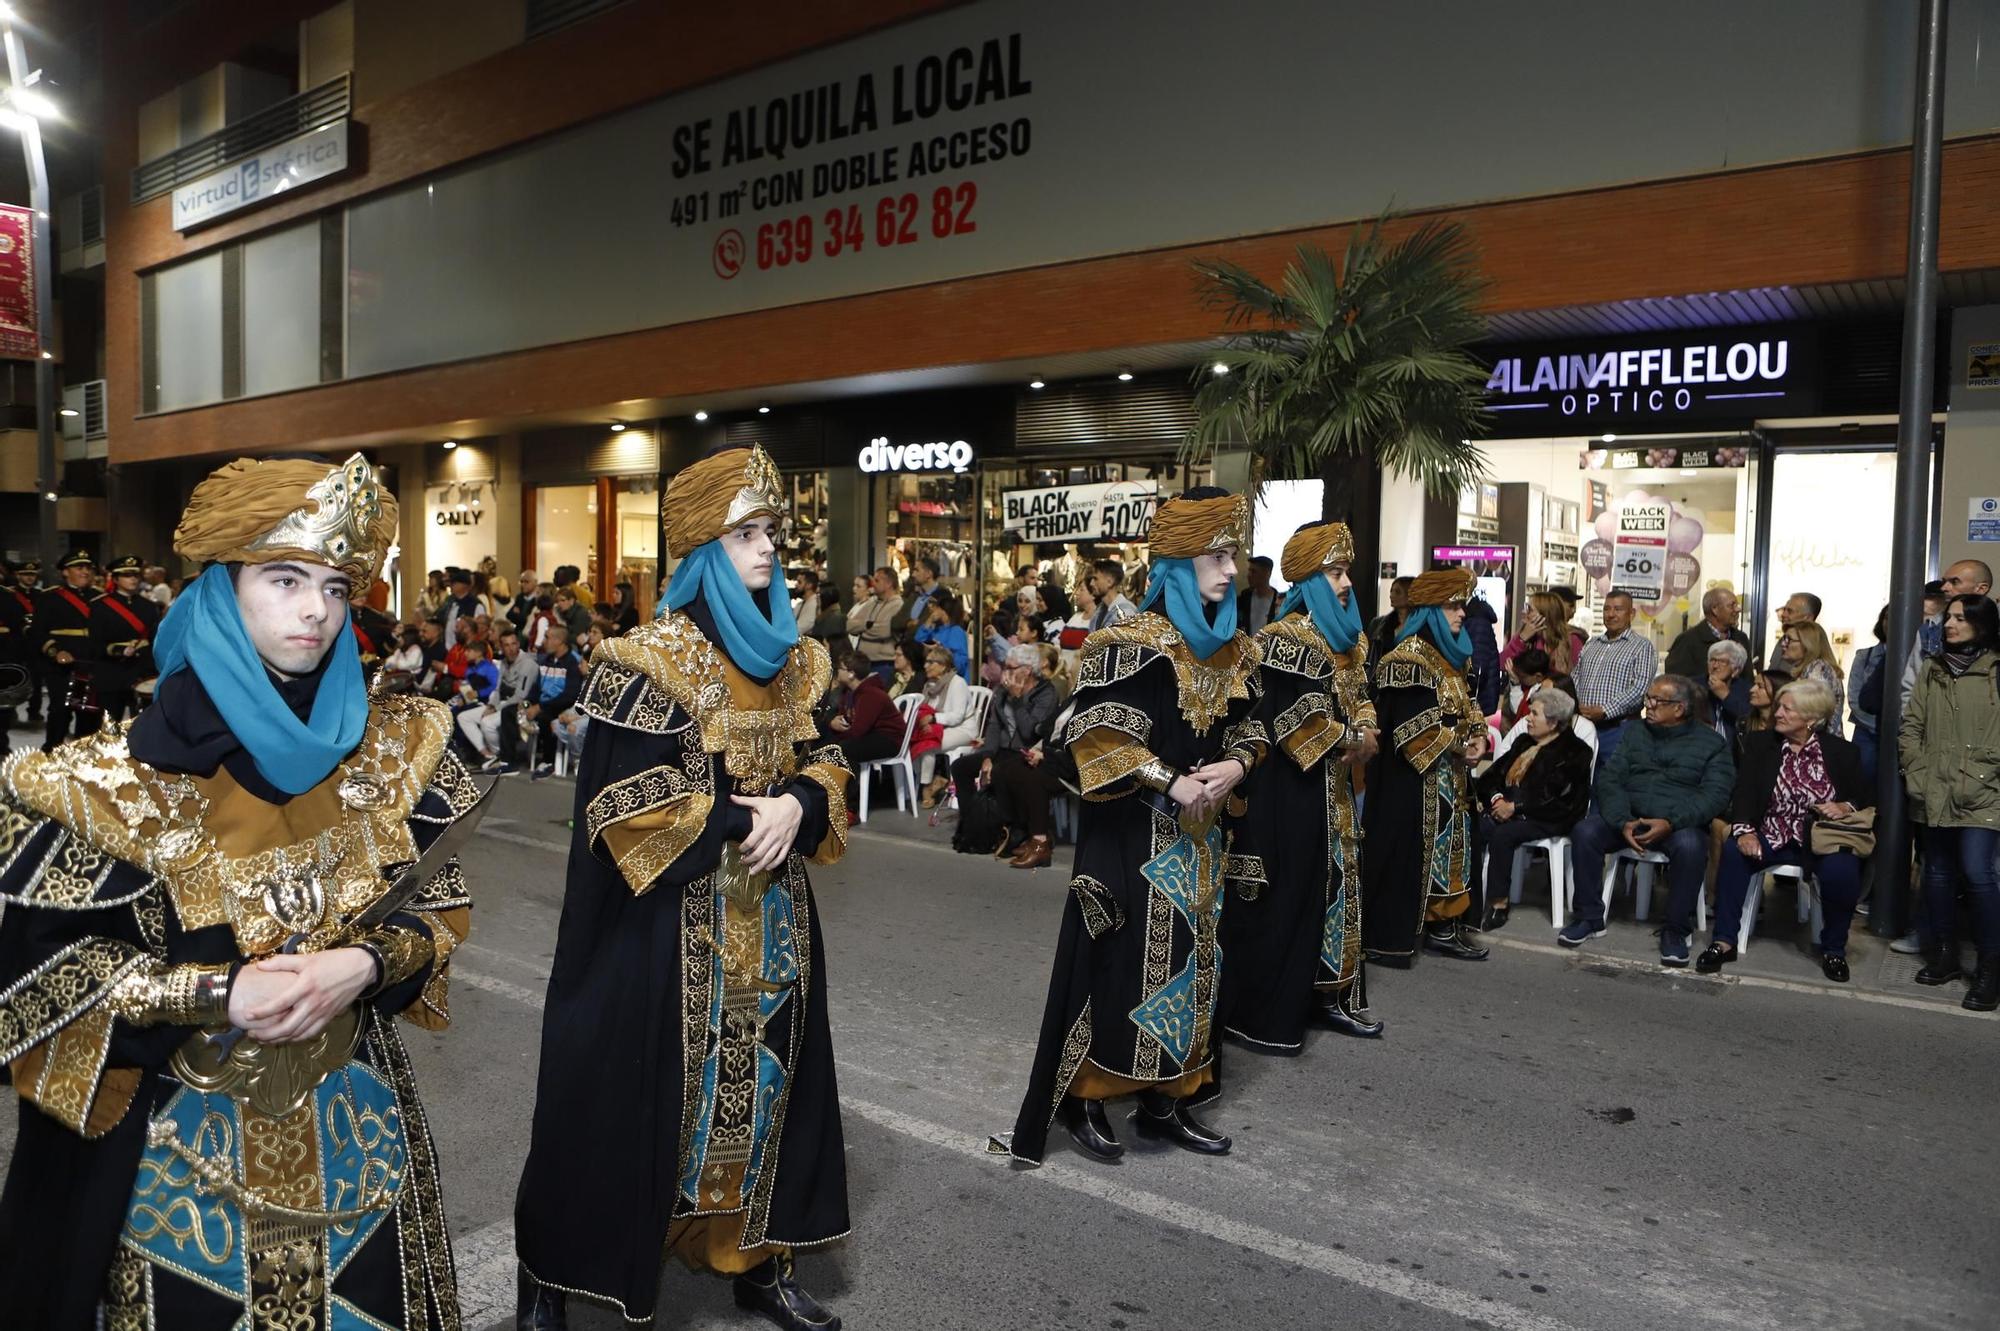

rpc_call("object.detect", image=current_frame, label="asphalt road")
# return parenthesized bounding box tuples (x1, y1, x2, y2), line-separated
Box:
(5, 772, 1997, 1331)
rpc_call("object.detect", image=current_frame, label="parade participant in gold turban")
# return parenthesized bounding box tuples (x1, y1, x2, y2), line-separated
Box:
(992, 486, 1268, 1167)
(0, 452, 477, 1331)
(1363, 563, 1492, 963)
(515, 445, 854, 1331)
(1219, 518, 1386, 1058)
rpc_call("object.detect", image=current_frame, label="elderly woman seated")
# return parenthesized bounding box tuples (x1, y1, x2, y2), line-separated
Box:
(1696, 677, 1872, 982)
(948, 644, 1065, 868)
(1473, 688, 1596, 929)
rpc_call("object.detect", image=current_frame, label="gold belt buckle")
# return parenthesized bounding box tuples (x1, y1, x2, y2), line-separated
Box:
(169, 1006, 363, 1118)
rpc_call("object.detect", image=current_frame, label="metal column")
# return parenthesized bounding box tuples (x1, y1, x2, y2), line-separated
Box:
(1875, 0, 1949, 940)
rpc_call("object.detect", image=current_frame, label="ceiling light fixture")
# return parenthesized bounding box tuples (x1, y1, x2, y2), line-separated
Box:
(1028, 377, 1045, 390)
(758, 402, 771, 414)
(1212, 362, 1230, 376)
(694, 410, 709, 422)
(1116, 368, 1134, 382)
(441, 439, 457, 450)
(1601, 433, 1617, 443)
(57, 407, 77, 417)
(609, 421, 627, 432)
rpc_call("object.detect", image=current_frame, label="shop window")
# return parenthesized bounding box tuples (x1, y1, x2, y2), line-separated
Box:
(1765, 450, 1900, 678)
(536, 484, 596, 592)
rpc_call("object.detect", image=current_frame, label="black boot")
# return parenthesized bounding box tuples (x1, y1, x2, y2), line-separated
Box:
(1132, 1090, 1232, 1155)
(1058, 1095, 1124, 1162)
(516, 1266, 568, 1331)
(1423, 921, 1490, 961)
(1915, 942, 1964, 986)
(1965, 955, 2000, 1012)
(1318, 983, 1385, 1039)
(733, 1252, 841, 1331)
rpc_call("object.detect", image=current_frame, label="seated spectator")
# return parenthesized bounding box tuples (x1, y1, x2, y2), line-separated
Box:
(1774, 620, 1845, 736)
(607, 580, 641, 634)
(383, 626, 424, 679)
(1505, 647, 1554, 725)
(1496, 676, 1598, 755)
(819, 650, 908, 770)
(454, 638, 500, 712)
(949, 644, 1063, 868)
(982, 603, 1018, 687)
(1741, 666, 1789, 738)
(1664, 586, 1749, 679)
(526, 626, 584, 774)
(1703, 638, 1752, 746)
(1061, 581, 1097, 668)
(1474, 689, 1594, 930)
(1900, 591, 2000, 1010)
(918, 645, 977, 807)
(1558, 674, 1735, 964)
(1697, 678, 1871, 981)
(1502, 590, 1586, 678)
(1036, 642, 1069, 701)
(887, 639, 926, 700)
(914, 588, 972, 679)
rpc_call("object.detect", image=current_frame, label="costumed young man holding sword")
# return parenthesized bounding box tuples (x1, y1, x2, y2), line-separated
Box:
(0, 454, 482, 1329)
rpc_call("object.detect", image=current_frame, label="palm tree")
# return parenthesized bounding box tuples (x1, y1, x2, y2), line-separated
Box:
(1184, 215, 1492, 552)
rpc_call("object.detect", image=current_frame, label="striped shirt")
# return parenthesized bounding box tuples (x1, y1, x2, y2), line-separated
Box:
(1573, 629, 1657, 722)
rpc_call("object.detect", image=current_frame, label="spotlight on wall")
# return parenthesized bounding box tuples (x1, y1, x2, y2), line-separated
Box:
(57, 407, 77, 417)
(1028, 377, 1045, 390)
(1116, 368, 1134, 382)
(442, 439, 458, 450)
(609, 421, 627, 432)
(758, 402, 771, 414)
(694, 410, 709, 422)
(1211, 362, 1230, 376)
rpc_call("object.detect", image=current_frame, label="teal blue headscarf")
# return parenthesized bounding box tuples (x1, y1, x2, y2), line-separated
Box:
(660, 539, 798, 679)
(1138, 557, 1238, 659)
(1278, 572, 1363, 652)
(1398, 604, 1476, 669)
(152, 563, 370, 796)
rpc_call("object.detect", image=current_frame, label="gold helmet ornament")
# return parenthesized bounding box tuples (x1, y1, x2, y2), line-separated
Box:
(664, 445, 787, 558)
(174, 453, 396, 585)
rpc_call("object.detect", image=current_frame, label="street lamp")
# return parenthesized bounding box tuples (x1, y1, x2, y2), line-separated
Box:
(0, 8, 57, 575)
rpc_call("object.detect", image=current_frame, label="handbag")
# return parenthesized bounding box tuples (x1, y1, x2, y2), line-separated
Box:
(1809, 806, 1876, 857)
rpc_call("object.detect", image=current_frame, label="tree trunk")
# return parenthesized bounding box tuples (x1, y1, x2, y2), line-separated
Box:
(1319, 444, 1384, 624)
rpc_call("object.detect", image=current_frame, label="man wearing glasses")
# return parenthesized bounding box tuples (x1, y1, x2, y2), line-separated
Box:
(1558, 675, 1734, 965)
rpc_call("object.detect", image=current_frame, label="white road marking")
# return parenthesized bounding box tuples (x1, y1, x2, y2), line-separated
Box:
(451, 964, 1579, 1331)
(477, 827, 572, 855)
(1483, 933, 1990, 1019)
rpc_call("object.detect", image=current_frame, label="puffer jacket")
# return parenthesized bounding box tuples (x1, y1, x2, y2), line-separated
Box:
(1594, 717, 1734, 830)
(1899, 650, 2000, 830)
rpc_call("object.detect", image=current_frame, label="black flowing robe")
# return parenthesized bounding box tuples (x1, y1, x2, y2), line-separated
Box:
(0, 687, 476, 1331)
(1220, 611, 1375, 1050)
(1361, 633, 1483, 959)
(514, 611, 851, 1323)
(997, 612, 1266, 1165)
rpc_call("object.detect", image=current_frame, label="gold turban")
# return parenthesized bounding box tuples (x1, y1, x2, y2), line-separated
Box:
(174, 453, 395, 585)
(664, 446, 786, 558)
(1409, 567, 1476, 607)
(1147, 491, 1248, 559)
(1280, 521, 1355, 584)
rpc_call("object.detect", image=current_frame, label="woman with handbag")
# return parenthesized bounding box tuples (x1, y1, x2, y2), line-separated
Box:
(1697, 677, 1871, 981)
(1899, 592, 2000, 1010)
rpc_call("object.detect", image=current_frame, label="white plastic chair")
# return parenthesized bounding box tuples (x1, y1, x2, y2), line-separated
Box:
(857, 693, 923, 822)
(1733, 863, 1820, 954)
(1510, 837, 1571, 929)
(943, 685, 996, 811)
(1585, 847, 1708, 932)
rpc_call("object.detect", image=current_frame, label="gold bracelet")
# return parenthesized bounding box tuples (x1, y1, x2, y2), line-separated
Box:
(110, 964, 231, 1027)
(1134, 759, 1179, 793)
(353, 927, 434, 999)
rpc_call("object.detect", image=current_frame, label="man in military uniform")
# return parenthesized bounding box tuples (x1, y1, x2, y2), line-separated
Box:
(0, 560, 31, 731)
(9, 559, 44, 727)
(89, 554, 161, 726)
(32, 548, 101, 749)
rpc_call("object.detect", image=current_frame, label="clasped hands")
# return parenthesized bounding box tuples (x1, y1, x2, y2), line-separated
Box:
(1169, 757, 1247, 820)
(227, 948, 377, 1045)
(731, 792, 806, 872)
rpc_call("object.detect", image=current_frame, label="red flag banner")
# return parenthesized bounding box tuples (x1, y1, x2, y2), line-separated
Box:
(0, 205, 36, 361)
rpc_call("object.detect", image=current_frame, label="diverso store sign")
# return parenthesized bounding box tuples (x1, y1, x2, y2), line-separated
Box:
(1483, 330, 1811, 429)
(858, 435, 975, 473)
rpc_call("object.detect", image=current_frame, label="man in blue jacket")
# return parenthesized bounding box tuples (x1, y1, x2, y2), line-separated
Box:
(1558, 673, 1734, 965)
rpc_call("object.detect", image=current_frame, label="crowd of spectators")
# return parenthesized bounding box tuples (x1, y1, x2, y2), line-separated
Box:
(1465, 561, 2000, 1012)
